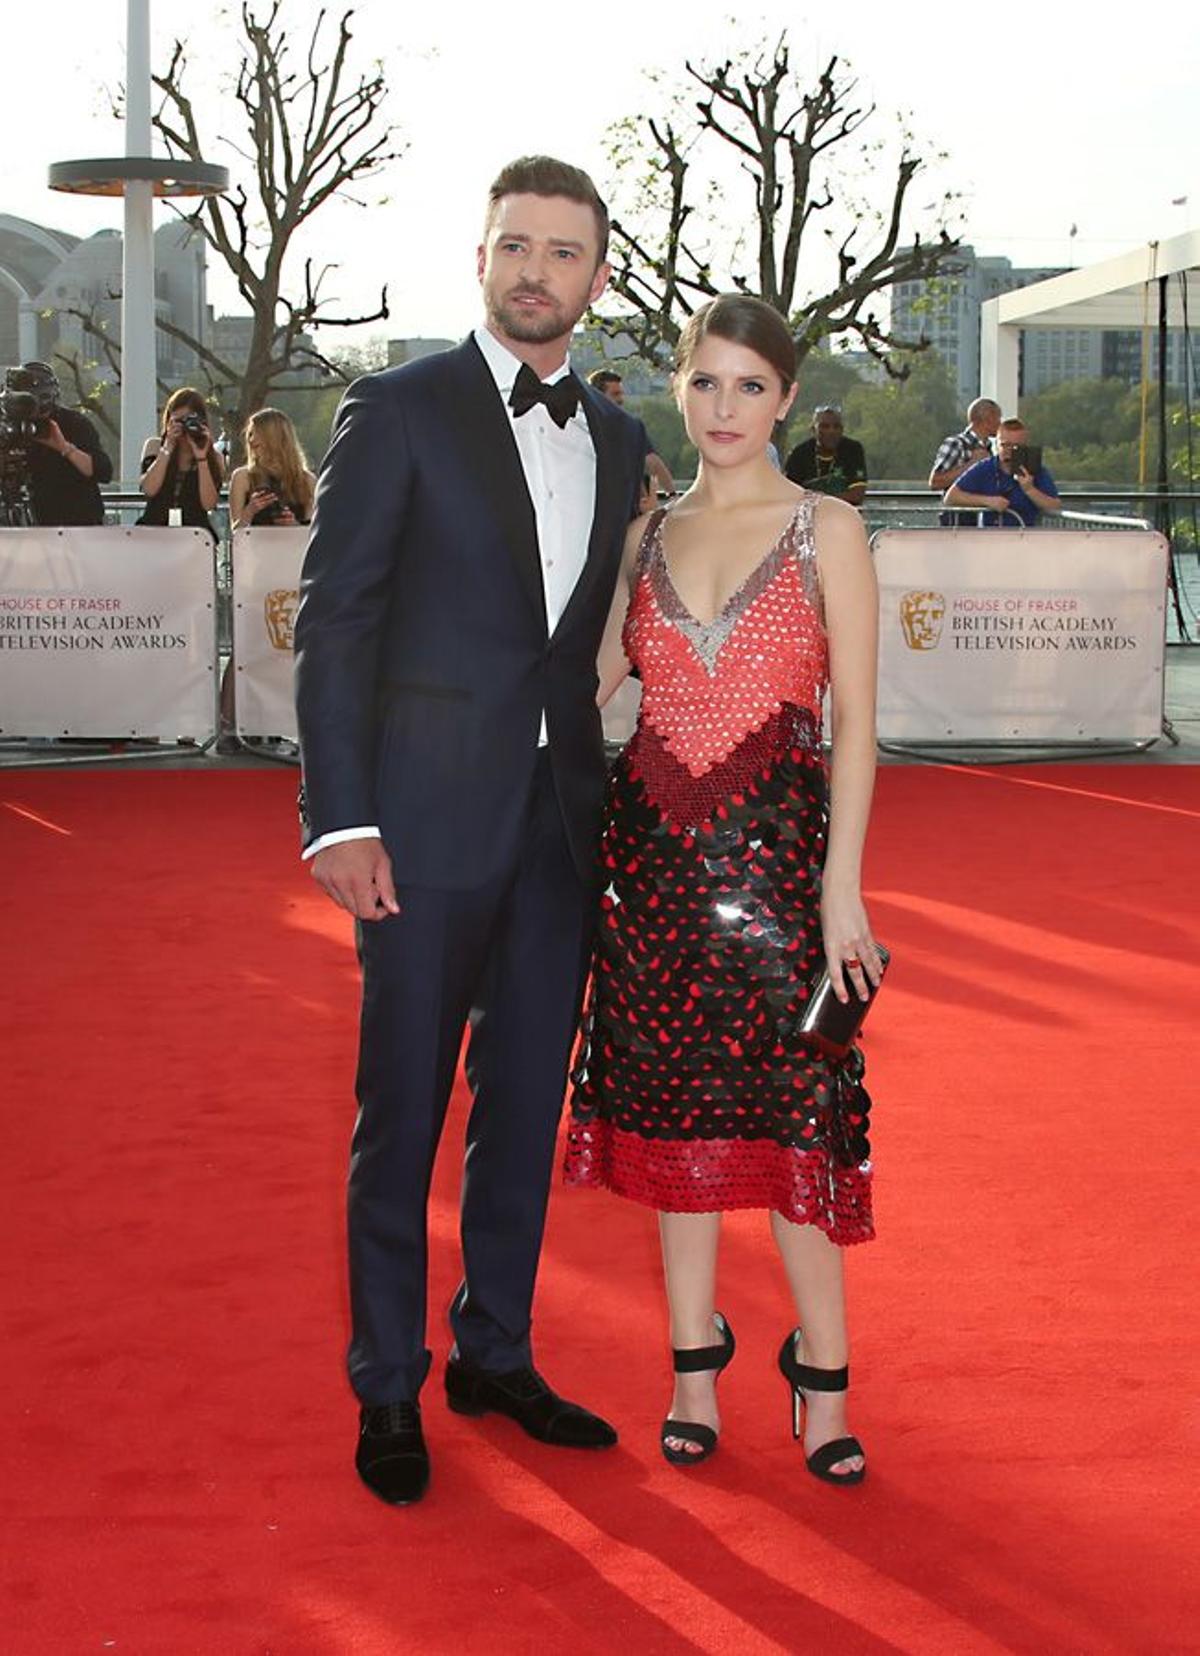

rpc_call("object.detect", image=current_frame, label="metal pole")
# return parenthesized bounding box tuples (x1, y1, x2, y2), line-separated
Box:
(1156, 273, 1186, 636)
(120, 0, 157, 484)
(979, 297, 1020, 412)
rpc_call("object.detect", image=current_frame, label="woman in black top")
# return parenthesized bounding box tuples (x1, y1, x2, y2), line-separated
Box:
(138, 387, 225, 539)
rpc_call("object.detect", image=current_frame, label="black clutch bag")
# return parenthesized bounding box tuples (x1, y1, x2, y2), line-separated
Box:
(799, 944, 890, 1058)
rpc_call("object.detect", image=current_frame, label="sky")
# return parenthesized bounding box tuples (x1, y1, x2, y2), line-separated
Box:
(4, 0, 1197, 347)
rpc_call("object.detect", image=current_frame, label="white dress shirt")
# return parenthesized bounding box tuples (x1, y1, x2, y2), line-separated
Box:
(305, 325, 597, 860)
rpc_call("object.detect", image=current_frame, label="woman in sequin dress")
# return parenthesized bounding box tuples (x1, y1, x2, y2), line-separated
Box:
(565, 296, 884, 1483)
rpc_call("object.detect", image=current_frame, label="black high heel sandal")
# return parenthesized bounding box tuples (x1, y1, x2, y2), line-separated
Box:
(660, 1312, 735, 1466)
(778, 1329, 866, 1486)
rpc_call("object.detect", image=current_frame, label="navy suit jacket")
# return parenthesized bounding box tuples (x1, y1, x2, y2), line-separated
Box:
(294, 337, 646, 890)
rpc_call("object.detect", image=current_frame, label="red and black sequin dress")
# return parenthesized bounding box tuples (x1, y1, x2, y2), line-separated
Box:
(564, 496, 874, 1244)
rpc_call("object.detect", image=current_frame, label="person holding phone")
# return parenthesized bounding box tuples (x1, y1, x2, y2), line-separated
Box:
(565, 295, 883, 1486)
(228, 408, 316, 529)
(943, 417, 1061, 527)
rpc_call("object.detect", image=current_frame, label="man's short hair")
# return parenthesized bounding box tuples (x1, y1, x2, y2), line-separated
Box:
(588, 369, 622, 390)
(967, 397, 1000, 421)
(485, 156, 609, 263)
(998, 417, 1027, 433)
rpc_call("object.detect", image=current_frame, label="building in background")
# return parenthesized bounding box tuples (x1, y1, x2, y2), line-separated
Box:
(387, 336, 455, 366)
(0, 213, 207, 387)
(0, 215, 78, 363)
(209, 313, 326, 387)
(890, 245, 1193, 401)
(1, 211, 326, 407)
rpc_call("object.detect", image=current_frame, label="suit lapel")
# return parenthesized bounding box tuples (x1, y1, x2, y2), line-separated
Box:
(438, 338, 547, 629)
(552, 382, 627, 640)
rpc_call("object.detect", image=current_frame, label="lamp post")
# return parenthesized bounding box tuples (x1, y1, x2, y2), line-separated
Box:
(48, 0, 227, 482)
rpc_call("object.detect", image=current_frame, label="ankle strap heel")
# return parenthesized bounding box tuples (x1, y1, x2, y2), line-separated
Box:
(661, 1312, 735, 1467)
(778, 1328, 865, 1486)
(673, 1311, 736, 1376)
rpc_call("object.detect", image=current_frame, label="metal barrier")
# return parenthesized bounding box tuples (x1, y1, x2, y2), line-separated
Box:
(872, 526, 1169, 757)
(2, 485, 1192, 767)
(0, 525, 220, 767)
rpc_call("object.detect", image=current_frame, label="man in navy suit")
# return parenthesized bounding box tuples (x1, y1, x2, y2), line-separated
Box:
(295, 156, 646, 1505)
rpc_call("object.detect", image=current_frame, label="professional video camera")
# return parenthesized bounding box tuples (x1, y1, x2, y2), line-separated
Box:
(0, 366, 55, 525)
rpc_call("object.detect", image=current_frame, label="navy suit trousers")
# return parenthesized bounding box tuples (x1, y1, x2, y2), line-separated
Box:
(347, 752, 595, 1403)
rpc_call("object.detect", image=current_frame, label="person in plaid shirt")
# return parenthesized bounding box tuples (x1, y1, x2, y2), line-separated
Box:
(929, 398, 1001, 525)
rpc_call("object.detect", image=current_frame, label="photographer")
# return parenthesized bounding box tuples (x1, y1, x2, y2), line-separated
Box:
(138, 388, 224, 541)
(227, 407, 315, 529)
(11, 362, 113, 526)
(943, 418, 1061, 527)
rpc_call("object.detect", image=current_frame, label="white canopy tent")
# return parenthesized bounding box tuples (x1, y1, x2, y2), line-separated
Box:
(980, 228, 1200, 412)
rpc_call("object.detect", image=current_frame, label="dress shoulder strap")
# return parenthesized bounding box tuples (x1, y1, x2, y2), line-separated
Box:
(791, 491, 820, 555)
(788, 491, 825, 621)
(635, 505, 669, 571)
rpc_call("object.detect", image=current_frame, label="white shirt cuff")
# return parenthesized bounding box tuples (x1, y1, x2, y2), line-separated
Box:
(302, 826, 381, 860)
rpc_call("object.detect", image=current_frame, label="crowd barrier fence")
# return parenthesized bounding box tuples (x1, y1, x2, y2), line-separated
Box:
(0, 526, 217, 748)
(872, 526, 1168, 747)
(0, 522, 1173, 763)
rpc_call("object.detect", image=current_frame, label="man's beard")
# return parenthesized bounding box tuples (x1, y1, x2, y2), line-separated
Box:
(488, 286, 572, 344)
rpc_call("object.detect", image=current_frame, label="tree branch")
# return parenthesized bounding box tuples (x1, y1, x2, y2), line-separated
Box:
(603, 39, 962, 372)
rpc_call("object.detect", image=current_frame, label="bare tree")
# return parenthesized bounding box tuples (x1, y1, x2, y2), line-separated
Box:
(601, 40, 963, 373)
(147, 0, 402, 447)
(51, 329, 122, 438)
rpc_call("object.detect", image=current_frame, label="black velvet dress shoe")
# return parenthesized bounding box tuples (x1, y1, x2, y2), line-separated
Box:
(355, 1401, 430, 1505)
(444, 1357, 617, 1449)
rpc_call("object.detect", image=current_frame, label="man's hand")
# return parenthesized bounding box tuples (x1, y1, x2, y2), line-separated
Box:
(988, 495, 1010, 514)
(35, 419, 67, 453)
(311, 837, 400, 920)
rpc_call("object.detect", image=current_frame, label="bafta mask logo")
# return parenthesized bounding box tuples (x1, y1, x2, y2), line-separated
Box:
(264, 588, 300, 652)
(900, 590, 946, 651)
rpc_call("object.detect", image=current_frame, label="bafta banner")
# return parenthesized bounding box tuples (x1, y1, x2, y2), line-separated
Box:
(873, 529, 1168, 742)
(0, 526, 216, 739)
(230, 527, 306, 740)
(232, 528, 646, 746)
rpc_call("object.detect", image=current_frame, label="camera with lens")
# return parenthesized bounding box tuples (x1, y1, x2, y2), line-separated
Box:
(180, 412, 209, 444)
(0, 366, 59, 520)
(0, 388, 38, 455)
(0, 365, 56, 455)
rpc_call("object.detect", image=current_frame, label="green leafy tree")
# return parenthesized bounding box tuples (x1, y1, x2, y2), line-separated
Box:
(1017, 378, 1190, 485)
(791, 347, 867, 417)
(623, 392, 691, 477)
(833, 353, 959, 481)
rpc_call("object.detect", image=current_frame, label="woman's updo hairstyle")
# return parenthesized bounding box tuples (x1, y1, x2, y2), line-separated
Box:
(674, 295, 798, 392)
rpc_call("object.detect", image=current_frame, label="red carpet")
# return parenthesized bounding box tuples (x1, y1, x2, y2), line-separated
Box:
(2, 765, 1197, 1654)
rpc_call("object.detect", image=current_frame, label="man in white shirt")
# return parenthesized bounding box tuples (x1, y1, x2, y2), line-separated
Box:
(294, 157, 646, 1506)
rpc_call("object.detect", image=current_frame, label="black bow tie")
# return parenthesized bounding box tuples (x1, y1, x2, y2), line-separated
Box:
(509, 363, 580, 428)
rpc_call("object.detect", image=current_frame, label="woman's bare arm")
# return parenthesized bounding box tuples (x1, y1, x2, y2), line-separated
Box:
(596, 513, 650, 708)
(815, 496, 883, 1001)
